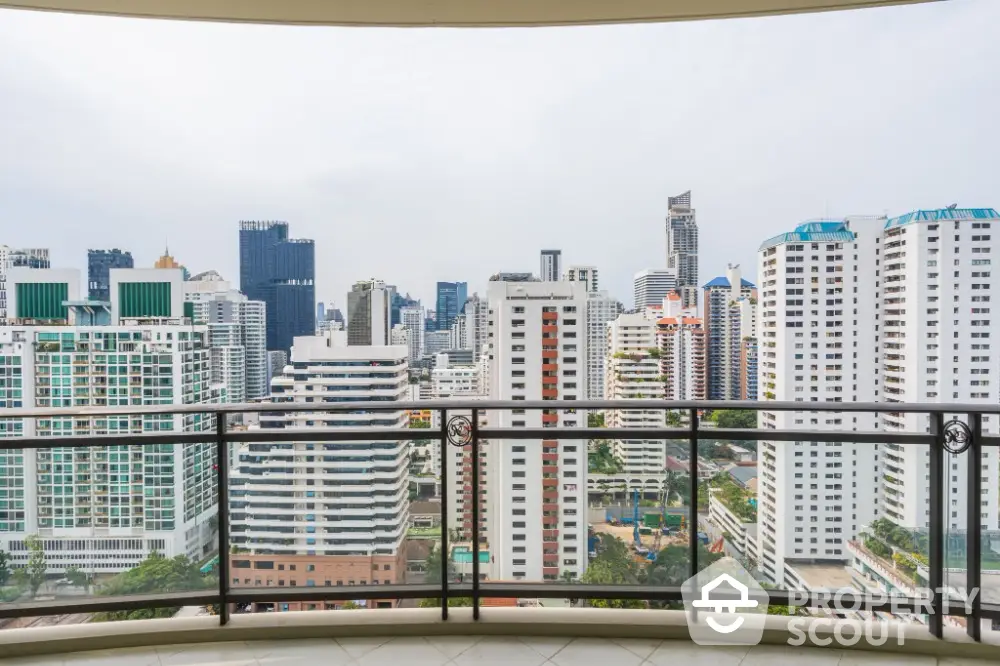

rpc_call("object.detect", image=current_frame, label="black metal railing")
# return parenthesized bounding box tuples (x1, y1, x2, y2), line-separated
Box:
(2, 399, 999, 643)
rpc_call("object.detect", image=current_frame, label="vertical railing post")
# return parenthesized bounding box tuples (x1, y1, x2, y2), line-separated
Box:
(471, 408, 481, 620)
(216, 412, 230, 626)
(929, 412, 945, 639)
(967, 413, 983, 641)
(439, 408, 449, 619)
(688, 407, 699, 578)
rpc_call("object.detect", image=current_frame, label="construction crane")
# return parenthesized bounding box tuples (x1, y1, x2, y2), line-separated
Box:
(631, 488, 641, 550)
(647, 485, 669, 561)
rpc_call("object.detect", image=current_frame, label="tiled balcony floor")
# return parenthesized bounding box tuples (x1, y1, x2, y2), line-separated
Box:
(0, 636, 994, 666)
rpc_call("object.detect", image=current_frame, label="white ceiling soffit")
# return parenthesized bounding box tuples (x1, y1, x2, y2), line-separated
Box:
(0, 0, 939, 27)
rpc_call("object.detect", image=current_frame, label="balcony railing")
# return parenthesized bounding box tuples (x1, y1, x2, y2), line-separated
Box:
(0, 399, 999, 643)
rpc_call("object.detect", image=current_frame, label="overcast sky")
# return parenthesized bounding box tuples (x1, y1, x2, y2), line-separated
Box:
(1, 0, 996, 309)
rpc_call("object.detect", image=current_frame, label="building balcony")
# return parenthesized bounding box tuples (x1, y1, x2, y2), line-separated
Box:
(5, 397, 1000, 658)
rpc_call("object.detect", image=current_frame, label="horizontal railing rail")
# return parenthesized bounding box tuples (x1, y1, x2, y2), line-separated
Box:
(0, 399, 993, 642)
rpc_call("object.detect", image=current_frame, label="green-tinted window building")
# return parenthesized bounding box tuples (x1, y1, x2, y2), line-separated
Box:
(15, 282, 69, 320)
(118, 282, 172, 318)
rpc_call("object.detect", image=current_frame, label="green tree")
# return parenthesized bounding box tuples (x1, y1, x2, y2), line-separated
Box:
(14, 534, 47, 598)
(424, 544, 457, 585)
(642, 544, 723, 610)
(580, 534, 644, 608)
(340, 601, 363, 609)
(581, 560, 645, 609)
(94, 552, 213, 622)
(0, 548, 10, 587)
(663, 469, 688, 507)
(64, 566, 93, 594)
(588, 412, 606, 428)
(715, 410, 757, 429)
(665, 411, 683, 427)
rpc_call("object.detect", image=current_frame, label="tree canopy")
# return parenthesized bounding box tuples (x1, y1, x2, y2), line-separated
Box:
(13, 535, 46, 598)
(94, 552, 214, 622)
(714, 410, 758, 429)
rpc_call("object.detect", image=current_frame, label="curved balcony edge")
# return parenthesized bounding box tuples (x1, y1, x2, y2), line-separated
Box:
(1, 608, 999, 661)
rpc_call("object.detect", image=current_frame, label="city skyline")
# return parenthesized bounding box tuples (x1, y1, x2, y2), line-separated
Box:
(2, 1, 997, 307)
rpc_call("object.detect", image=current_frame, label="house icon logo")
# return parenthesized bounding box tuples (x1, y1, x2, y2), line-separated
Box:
(682, 558, 769, 646)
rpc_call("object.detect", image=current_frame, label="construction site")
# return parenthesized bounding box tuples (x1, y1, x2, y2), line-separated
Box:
(589, 490, 723, 563)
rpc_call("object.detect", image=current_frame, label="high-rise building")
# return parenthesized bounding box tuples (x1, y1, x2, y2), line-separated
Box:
(0, 269, 222, 573)
(755, 216, 886, 585)
(584, 291, 619, 400)
(463, 293, 489, 362)
(0, 245, 50, 323)
(655, 296, 706, 401)
(399, 305, 425, 363)
(423, 330, 451, 358)
(633, 268, 677, 310)
(389, 289, 419, 328)
(238, 221, 316, 355)
(666, 191, 699, 309)
(540, 249, 562, 282)
(316, 301, 325, 324)
(485, 280, 588, 582)
(605, 293, 704, 473)
(87, 249, 134, 302)
(605, 312, 665, 474)
(266, 350, 288, 387)
(562, 265, 598, 293)
(229, 332, 409, 609)
(702, 265, 757, 401)
(347, 279, 392, 346)
(877, 208, 1000, 531)
(435, 281, 468, 331)
(185, 271, 268, 402)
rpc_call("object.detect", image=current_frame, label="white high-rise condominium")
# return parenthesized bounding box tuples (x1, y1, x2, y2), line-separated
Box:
(399, 305, 425, 363)
(229, 331, 410, 583)
(540, 249, 562, 282)
(0, 246, 50, 323)
(878, 207, 1000, 533)
(605, 312, 665, 474)
(584, 291, 619, 400)
(562, 265, 599, 293)
(486, 280, 588, 581)
(185, 271, 267, 402)
(634, 269, 677, 310)
(756, 217, 886, 586)
(0, 269, 221, 573)
(666, 190, 699, 309)
(347, 279, 391, 346)
(603, 293, 704, 474)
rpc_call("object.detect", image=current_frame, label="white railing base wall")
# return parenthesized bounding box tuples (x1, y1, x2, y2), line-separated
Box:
(2, 609, 1000, 661)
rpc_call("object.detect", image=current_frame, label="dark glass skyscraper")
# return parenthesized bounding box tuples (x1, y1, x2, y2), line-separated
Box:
(88, 249, 133, 301)
(239, 221, 315, 355)
(435, 281, 468, 331)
